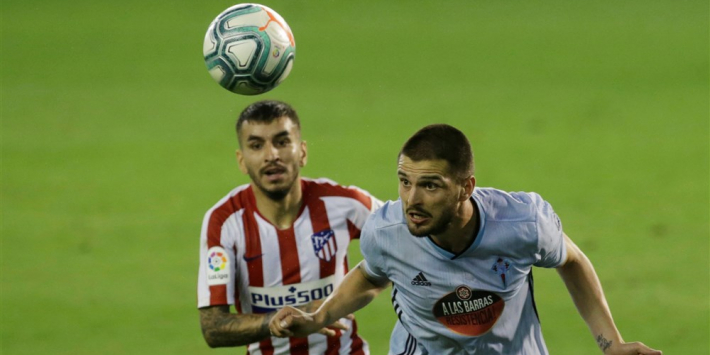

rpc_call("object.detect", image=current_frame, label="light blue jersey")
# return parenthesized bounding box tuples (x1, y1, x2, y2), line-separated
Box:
(362, 188, 567, 355)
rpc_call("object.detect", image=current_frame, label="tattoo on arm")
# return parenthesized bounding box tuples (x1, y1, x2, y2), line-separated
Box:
(199, 306, 272, 347)
(596, 334, 613, 353)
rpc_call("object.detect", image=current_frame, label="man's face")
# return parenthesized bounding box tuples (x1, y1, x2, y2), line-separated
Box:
(397, 155, 461, 237)
(237, 117, 307, 200)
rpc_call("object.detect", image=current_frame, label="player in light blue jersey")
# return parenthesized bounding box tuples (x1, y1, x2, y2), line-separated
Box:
(269, 124, 662, 355)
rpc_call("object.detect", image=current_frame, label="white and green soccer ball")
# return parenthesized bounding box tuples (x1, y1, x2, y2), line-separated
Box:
(203, 4, 295, 95)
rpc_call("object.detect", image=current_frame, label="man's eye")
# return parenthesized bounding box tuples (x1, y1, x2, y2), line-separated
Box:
(400, 179, 410, 186)
(250, 143, 262, 150)
(425, 183, 438, 190)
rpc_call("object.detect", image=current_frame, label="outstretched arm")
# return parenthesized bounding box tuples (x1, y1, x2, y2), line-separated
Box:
(269, 261, 389, 338)
(557, 233, 662, 355)
(200, 299, 346, 347)
(199, 306, 273, 347)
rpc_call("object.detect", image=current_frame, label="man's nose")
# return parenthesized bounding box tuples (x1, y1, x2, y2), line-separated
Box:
(406, 186, 423, 206)
(264, 143, 279, 162)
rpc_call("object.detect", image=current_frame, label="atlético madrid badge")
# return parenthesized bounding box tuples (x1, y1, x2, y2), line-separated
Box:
(311, 229, 337, 262)
(432, 285, 505, 336)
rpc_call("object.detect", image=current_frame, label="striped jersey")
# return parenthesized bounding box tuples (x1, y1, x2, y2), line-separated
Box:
(361, 188, 567, 355)
(198, 178, 383, 355)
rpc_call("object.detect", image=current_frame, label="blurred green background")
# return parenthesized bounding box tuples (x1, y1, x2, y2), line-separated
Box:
(2, 0, 708, 354)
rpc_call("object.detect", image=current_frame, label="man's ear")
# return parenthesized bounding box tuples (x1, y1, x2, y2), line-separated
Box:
(299, 140, 308, 167)
(460, 175, 476, 201)
(236, 149, 248, 174)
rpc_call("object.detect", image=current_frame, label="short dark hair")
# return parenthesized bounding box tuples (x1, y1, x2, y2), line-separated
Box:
(236, 100, 301, 140)
(399, 124, 474, 182)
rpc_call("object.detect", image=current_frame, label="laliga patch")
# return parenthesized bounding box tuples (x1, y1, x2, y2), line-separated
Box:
(206, 246, 230, 285)
(432, 285, 504, 336)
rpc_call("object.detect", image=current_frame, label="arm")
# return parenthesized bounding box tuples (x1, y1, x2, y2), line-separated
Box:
(200, 300, 347, 347)
(199, 306, 272, 347)
(269, 261, 389, 338)
(557, 233, 662, 355)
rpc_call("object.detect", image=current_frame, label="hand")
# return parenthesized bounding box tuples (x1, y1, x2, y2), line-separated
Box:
(605, 341, 662, 355)
(298, 298, 326, 313)
(301, 299, 356, 337)
(269, 306, 350, 338)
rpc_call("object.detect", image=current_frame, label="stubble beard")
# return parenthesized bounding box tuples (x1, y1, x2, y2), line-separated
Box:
(248, 169, 298, 201)
(407, 204, 456, 237)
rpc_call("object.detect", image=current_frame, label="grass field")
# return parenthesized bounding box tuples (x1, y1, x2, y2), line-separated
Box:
(2, 0, 708, 354)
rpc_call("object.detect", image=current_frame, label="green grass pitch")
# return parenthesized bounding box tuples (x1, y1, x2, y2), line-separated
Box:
(1, 0, 707, 354)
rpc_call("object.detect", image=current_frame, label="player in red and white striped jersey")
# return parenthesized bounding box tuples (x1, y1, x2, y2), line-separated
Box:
(197, 100, 382, 355)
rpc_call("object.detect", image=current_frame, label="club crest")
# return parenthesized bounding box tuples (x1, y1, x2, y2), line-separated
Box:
(491, 258, 511, 288)
(311, 229, 337, 262)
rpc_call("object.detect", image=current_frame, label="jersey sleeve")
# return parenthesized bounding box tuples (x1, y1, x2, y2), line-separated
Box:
(359, 213, 389, 283)
(530, 193, 567, 268)
(369, 196, 385, 213)
(197, 206, 238, 308)
(342, 183, 383, 213)
(342, 185, 383, 239)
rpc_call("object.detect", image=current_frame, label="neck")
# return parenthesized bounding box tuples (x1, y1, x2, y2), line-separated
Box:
(252, 180, 303, 230)
(430, 199, 478, 254)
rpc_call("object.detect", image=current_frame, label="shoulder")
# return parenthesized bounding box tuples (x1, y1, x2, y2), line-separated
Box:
(200, 184, 254, 242)
(361, 199, 404, 255)
(473, 187, 548, 222)
(302, 177, 379, 209)
(475, 188, 564, 261)
(364, 199, 404, 232)
(203, 183, 253, 221)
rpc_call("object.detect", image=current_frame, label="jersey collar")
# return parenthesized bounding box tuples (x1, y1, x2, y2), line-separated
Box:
(425, 195, 486, 260)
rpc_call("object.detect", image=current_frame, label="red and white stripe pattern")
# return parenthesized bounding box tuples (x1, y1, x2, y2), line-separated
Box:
(312, 228, 337, 262)
(198, 178, 382, 355)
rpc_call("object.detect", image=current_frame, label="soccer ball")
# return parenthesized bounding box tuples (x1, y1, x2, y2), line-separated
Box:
(203, 4, 295, 95)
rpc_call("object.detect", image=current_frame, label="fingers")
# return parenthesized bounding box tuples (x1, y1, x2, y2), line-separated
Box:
(270, 314, 294, 338)
(615, 342, 662, 355)
(633, 342, 662, 355)
(268, 306, 323, 338)
(269, 307, 298, 338)
(316, 319, 350, 337)
(317, 327, 336, 337)
(328, 320, 350, 331)
(270, 310, 351, 339)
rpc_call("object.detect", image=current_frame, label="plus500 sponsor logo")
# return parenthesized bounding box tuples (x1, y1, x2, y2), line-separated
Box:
(251, 284, 333, 307)
(248, 275, 336, 311)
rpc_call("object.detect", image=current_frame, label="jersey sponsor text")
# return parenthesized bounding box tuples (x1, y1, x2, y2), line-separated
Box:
(432, 286, 504, 336)
(248, 275, 335, 313)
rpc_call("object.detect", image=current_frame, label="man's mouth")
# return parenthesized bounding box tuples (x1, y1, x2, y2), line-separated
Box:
(407, 209, 430, 224)
(262, 165, 287, 182)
